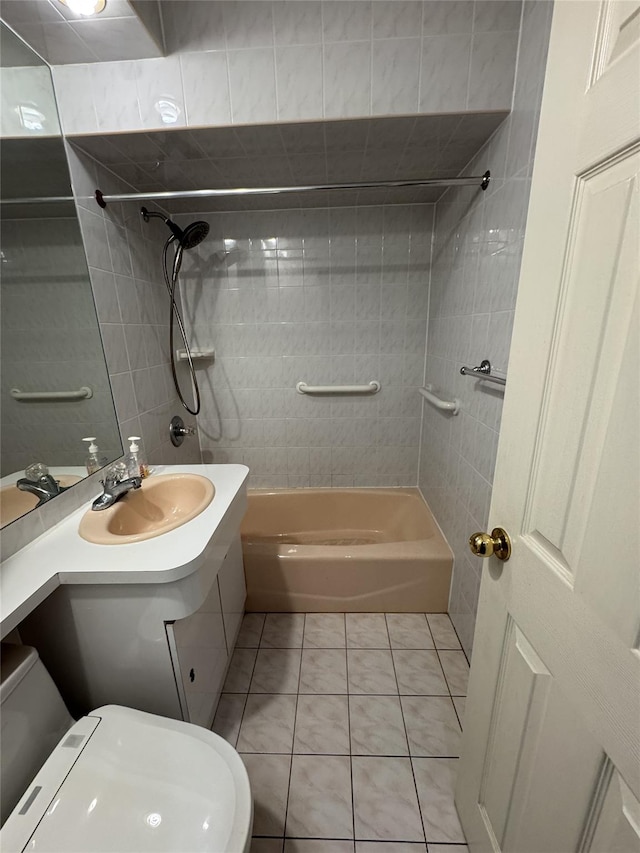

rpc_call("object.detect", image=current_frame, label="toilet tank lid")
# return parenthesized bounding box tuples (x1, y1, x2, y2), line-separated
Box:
(1, 704, 253, 853)
(0, 644, 39, 705)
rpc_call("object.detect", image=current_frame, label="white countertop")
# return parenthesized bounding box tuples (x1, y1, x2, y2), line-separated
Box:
(0, 464, 249, 640)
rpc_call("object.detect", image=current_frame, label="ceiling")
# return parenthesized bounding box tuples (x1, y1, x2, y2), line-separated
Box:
(0, 0, 163, 64)
(70, 111, 507, 212)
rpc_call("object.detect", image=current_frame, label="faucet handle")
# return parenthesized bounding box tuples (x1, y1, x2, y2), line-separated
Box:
(102, 461, 128, 487)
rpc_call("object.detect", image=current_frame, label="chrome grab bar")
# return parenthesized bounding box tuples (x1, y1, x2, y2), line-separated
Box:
(296, 381, 381, 395)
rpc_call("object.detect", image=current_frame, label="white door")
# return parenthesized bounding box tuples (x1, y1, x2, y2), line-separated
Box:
(456, 2, 640, 851)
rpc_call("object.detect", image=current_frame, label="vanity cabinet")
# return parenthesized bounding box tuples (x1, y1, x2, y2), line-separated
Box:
(19, 533, 246, 727)
(167, 537, 246, 728)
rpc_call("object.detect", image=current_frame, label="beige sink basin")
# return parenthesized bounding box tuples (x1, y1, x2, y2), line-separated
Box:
(0, 475, 82, 527)
(78, 473, 215, 545)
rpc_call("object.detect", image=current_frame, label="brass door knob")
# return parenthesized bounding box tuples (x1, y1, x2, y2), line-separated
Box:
(469, 527, 512, 562)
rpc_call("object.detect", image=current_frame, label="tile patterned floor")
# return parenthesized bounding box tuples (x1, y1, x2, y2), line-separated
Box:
(213, 613, 470, 852)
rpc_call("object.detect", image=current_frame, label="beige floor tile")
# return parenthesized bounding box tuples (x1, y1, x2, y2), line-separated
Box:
(237, 613, 266, 647)
(348, 649, 398, 694)
(224, 647, 258, 692)
(241, 753, 291, 837)
(286, 841, 354, 853)
(250, 648, 302, 693)
(426, 614, 461, 649)
(412, 758, 465, 844)
(304, 613, 346, 648)
(252, 840, 284, 853)
(386, 614, 434, 649)
(349, 695, 408, 755)
(438, 651, 469, 696)
(286, 755, 353, 839)
(427, 846, 468, 853)
(212, 693, 246, 746)
(453, 697, 466, 729)
(392, 650, 448, 695)
(261, 613, 305, 648)
(299, 648, 348, 694)
(237, 693, 297, 753)
(400, 696, 461, 757)
(346, 613, 390, 648)
(357, 845, 426, 853)
(352, 756, 425, 841)
(294, 694, 350, 754)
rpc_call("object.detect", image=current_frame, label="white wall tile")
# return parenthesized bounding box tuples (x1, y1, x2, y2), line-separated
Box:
(51, 65, 96, 134)
(419, 35, 471, 113)
(468, 31, 519, 110)
(372, 38, 421, 115)
(273, 1, 323, 45)
(373, 2, 423, 39)
(276, 45, 323, 121)
(228, 48, 277, 124)
(323, 41, 371, 119)
(181, 51, 231, 127)
(90, 61, 142, 132)
(322, 1, 372, 42)
(135, 56, 186, 129)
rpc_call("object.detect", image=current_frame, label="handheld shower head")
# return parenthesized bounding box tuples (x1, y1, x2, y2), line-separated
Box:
(140, 206, 209, 249)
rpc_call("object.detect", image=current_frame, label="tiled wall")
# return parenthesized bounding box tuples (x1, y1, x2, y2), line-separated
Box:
(51, 0, 522, 134)
(0, 65, 60, 137)
(0, 217, 120, 477)
(66, 145, 202, 468)
(176, 203, 433, 487)
(418, 0, 553, 655)
(1, 149, 203, 562)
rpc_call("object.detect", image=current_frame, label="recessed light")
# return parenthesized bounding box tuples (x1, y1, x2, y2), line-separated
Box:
(58, 0, 106, 17)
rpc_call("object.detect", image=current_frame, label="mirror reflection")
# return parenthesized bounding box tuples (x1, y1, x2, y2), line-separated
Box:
(0, 22, 123, 528)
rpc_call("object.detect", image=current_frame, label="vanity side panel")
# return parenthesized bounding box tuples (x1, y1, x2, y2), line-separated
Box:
(218, 535, 247, 651)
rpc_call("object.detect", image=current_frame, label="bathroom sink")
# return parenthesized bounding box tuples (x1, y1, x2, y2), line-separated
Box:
(0, 475, 82, 527)
(78, 473, 215, 545)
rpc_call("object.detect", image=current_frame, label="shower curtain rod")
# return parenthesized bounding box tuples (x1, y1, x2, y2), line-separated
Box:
(0, 171, 490, 207)
(94, 171, 490, 208)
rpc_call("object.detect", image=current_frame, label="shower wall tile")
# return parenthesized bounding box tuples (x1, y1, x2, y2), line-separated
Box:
(65, 144, 202, 470)
(418, 0, 552, 658)
(50, 1, 522, 134)
(176, 204, 433, 489)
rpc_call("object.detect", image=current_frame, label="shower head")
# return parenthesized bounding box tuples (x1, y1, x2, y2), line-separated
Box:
(180, 220, 210, 250)
(140, 206, 209, 249)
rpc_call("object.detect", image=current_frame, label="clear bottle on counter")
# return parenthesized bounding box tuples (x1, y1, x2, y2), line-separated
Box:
(82, 438, 108, 475)
(125, 436, 149, 479)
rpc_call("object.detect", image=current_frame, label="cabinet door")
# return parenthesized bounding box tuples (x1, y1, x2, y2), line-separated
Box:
(218, 536, 247, 650)
(168, 578, 228, 729)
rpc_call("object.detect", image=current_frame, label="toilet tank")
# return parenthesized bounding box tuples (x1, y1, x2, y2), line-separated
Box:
(0, 644, 73, 825)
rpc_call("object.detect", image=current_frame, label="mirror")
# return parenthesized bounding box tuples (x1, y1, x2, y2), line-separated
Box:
(0, 22, 123, 528)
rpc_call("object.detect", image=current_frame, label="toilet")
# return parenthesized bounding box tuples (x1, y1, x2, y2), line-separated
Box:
(0, 644, 252, 852)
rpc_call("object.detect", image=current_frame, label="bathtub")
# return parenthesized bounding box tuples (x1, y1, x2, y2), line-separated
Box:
(241, 488, 453, 612)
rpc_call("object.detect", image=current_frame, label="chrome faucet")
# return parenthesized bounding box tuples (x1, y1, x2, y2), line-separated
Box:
(16, 474, 68, 505)
(91, 474, 142, 511)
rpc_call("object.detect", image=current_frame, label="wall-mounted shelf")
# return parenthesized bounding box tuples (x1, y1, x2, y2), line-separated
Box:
(176, 349, 215, 362)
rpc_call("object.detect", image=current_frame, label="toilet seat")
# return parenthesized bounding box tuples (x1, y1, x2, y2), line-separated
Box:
(1, 704, 252, 853)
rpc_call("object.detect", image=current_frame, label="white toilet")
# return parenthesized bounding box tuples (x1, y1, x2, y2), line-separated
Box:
(0, 643, 252, 852)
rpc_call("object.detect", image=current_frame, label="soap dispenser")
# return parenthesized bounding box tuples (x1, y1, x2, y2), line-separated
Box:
(83, 438, 108, 475)
(125, 436, 149, 479)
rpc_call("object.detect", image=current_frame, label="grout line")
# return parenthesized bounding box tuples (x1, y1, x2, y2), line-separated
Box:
(385, 613, 427, 844)
(281, 613, 306, 839)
